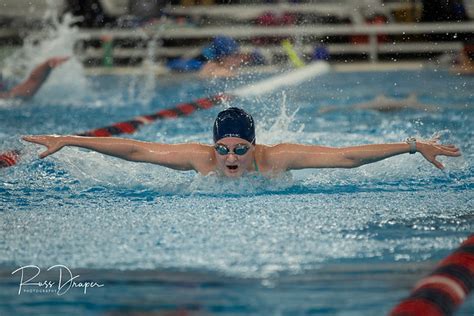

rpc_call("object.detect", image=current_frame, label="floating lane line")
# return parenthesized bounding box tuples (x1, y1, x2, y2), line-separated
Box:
(389, 234, 474, 316)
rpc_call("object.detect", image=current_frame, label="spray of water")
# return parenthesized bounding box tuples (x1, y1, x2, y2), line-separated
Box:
(256, 91, 305, 144)
(1, 3, 88, 104)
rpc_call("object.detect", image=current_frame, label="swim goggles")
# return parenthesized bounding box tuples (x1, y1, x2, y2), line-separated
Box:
(214, 143, 250, 156)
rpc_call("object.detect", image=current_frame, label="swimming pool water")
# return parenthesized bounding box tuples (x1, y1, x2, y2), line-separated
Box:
(1, 68, 473, 315)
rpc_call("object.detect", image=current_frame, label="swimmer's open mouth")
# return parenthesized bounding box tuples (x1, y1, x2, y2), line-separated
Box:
(227, 165, 238, 170)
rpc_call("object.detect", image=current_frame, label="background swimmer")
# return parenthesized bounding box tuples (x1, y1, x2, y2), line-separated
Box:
(319, 93, 439, 114)
(167, 36, 265, 78)
(0, 56, 69, 100)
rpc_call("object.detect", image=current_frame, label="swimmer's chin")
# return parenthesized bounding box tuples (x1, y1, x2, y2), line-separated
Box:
(220, 170, 244, 178)
(200, 169, 252, 179)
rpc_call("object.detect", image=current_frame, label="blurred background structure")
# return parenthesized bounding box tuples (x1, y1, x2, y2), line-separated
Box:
(0, 0, 473, 69)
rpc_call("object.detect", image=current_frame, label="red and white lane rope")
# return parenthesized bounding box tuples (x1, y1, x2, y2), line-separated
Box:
(389, 234, 474, 316)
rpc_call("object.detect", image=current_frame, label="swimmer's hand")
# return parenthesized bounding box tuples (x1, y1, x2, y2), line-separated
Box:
(7, 57, 71, 100)
(46, 56, 70, 68)
(22, 135, 65, 158)
(416, 136, 461, 169)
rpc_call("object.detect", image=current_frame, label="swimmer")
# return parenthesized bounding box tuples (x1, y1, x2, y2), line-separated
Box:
(23, 107, 461, 178)
(167, 36, 265, 78)
(319, 93, 438, 114)
(0, 56, 69, 100)
(198, 53, 263, 78)
(452, 45, 474, 75)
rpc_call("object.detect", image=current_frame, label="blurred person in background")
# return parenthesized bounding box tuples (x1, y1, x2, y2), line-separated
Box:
(421, 0, 469, 22)
(167, 36, 265, 77)
(318, 93, 439, 114)
(67, 0, 165, 27)
(420, 0, 473, 74)
(0, 57, 69, 100)
(67, 0, 116, 27)
(420, 0, 470, 41)
(454, 44, 474, 75)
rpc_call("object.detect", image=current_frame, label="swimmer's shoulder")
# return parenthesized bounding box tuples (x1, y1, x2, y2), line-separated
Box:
(187, 143, 216, 175)
(255, 143, 292, 173)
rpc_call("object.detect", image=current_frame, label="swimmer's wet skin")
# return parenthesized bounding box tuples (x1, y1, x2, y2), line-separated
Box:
(0, 56, 69, 100)
(23, 107, 461, 178)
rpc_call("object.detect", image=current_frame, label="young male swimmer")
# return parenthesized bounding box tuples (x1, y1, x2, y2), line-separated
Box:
(23, 107, 461, 177)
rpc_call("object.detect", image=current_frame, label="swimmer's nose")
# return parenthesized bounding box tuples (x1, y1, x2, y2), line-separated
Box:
(226, 153, 238, 163)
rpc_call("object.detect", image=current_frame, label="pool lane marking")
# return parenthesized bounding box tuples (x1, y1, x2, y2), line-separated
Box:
(389, 234, 474, 316)
(231, 61, 330, 98)
(414, 276, 465, 302)
(0, 150, 20, 168)
(77, 94, 232, 137)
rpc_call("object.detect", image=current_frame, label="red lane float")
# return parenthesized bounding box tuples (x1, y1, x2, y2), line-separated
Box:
(389, 234, 474, 316)
(77, 94, 230, 137)
(0, 150, 21, 168)
(0, 93, 232, 168)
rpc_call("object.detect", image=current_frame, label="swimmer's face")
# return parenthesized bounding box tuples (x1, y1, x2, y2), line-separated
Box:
(214, 137, 255, 178)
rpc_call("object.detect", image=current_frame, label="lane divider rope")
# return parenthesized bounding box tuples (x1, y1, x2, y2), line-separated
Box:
(389, 234, 474, 316)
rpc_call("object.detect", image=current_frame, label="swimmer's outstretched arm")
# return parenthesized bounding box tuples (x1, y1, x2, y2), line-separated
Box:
(22, 135, 209, 171)
(4, 57, 69, 99)
(271, 137, 460, 171)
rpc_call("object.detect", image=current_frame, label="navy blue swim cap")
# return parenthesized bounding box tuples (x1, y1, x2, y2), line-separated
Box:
(213, 107, 255, 144)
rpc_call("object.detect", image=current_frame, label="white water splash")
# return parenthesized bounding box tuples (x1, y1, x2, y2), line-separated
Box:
(188, 171, 294, 196)
(1, 3, 88, 104)
(257, 91, 305, 144)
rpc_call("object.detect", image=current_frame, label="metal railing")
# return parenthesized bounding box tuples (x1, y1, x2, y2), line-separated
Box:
(76, 22, 474, 63)
(1, 22, 473, 64)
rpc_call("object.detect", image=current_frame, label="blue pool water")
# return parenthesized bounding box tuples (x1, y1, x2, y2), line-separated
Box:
(0, 68, 473, 315)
